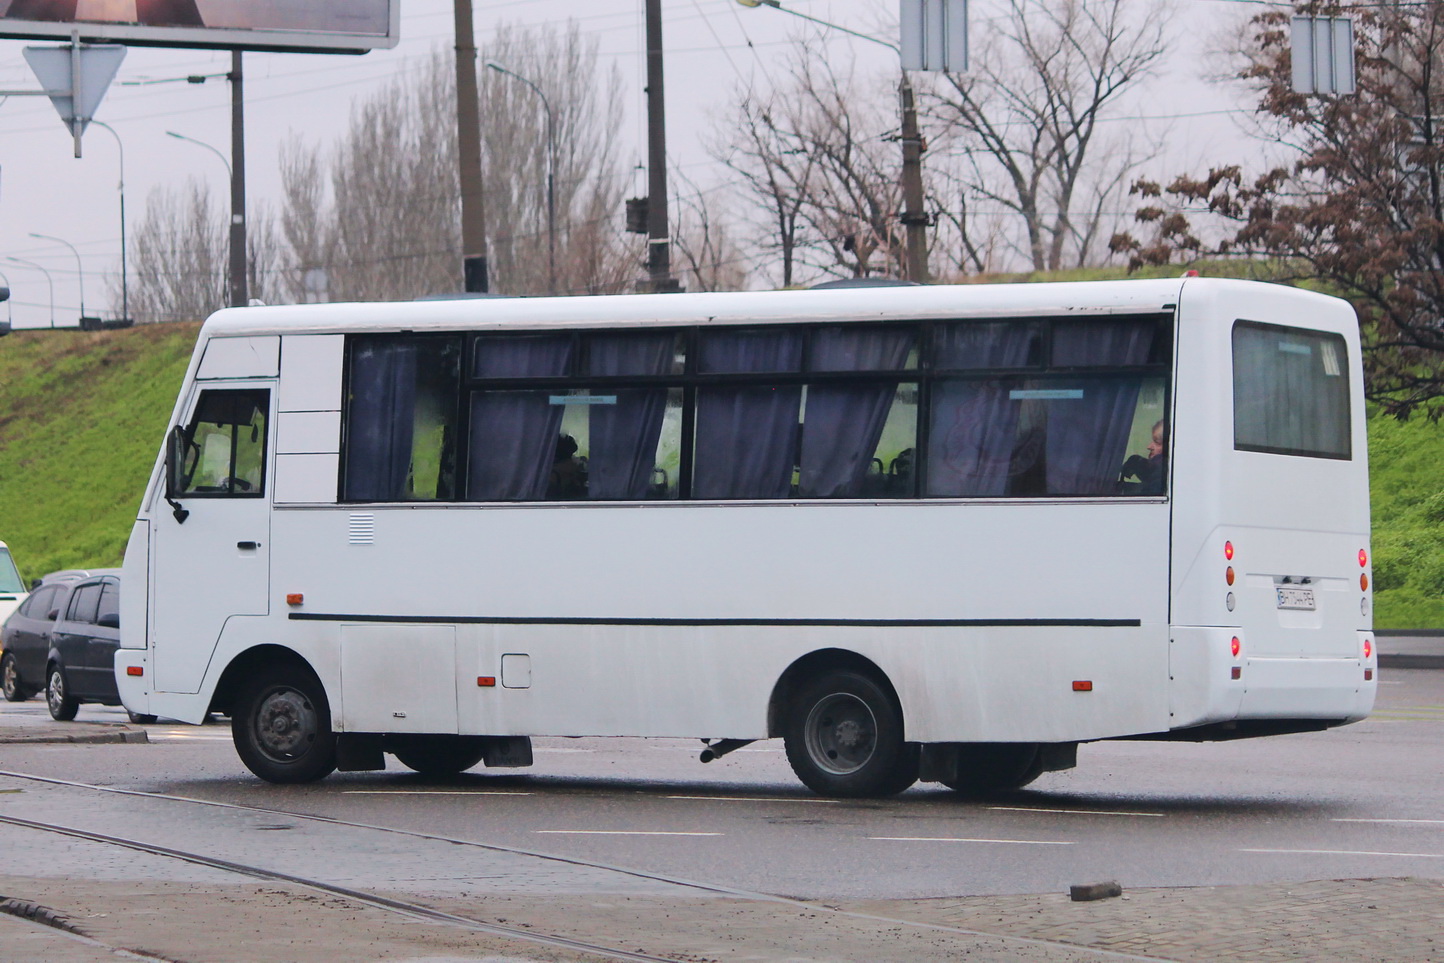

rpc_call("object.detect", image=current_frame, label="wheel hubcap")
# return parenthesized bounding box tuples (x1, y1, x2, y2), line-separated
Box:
(804, 693, 878, 775)
(3, 659, 17, 696)
(254, 688, 317, 760)
(47, 672, 64, 714)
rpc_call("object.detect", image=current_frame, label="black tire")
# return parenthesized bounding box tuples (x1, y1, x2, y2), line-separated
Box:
(126, 711, 158, 725)
(390, 735, 488, 776)
(2, 653, 31, 702)
(940, 744, 1046, 796)
(232, 663, 337, 784)
(784, 669, 919, 798)
(46, 665, 79, 721)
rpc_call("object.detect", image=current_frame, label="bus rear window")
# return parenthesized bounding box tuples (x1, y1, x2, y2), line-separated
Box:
(1232, 321, 1351, 460)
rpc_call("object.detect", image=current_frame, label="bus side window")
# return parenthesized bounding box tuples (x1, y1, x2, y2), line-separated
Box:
(180, 389, 270, 497)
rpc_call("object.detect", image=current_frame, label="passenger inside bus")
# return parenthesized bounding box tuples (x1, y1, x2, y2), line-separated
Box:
(1119, 420, 1166, 494)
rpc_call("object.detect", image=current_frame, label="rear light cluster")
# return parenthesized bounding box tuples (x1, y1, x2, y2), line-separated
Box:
(1359, 547, 1370, 616)
(1224, 540, 1237, 613)
(1363, 635, 1374, 682)
(1230, 635, 1242, 680)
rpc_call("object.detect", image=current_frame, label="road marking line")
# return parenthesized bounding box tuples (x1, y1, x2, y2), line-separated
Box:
(1333, 818, 1444, 825)
(536, 830, 723, 836)
(343, 791, 533, 796)
(871, 837, 1074, 845)
(1243, 847, 1444, 858)
(988, 806, 1164, 818)
(666, 795, 838, 804)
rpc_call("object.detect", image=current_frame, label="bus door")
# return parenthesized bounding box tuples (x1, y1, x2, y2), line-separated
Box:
(152, 382, 274, 693)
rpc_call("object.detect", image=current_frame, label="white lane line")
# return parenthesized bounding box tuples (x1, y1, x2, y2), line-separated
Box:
(536, 830, 723, 836)
(988, 806, 1164, 818)
(343, 791, 534, 796)
(1243, 848, 1444, 859)
(1333, 818, 1444, 825)
(666, 795, 838, 804)
(871, 837, 1074, 846)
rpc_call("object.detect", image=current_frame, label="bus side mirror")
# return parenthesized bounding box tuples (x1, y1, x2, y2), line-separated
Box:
(165, 425, 190, 524)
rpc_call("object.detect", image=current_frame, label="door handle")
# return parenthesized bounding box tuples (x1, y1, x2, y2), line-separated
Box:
(237, 541, 260, 550)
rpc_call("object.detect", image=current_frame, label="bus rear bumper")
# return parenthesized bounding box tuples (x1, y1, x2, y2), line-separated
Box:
(1235, 655, 1375, 723)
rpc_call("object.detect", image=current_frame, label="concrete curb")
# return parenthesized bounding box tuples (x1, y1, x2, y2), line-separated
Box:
(0, 724, 147, 746)
(1377, 630, 1444, 670)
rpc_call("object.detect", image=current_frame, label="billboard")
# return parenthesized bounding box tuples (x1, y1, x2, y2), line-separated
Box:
(0, 1, 398, 53)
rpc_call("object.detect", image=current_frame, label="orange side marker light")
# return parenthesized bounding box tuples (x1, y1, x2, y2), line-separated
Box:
(477, 677, 496, 687)
(1072, 680, 1093, 692)
(286, 593, 304, 606)
(126, 666, 144, 677)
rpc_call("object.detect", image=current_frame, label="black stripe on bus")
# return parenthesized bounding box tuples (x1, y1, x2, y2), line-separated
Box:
(287, 614, 1141, 628)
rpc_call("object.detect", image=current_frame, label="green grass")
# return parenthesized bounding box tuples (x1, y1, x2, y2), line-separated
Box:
(0, 324, 199, 578)
(1366, 407, 1444, 629)
(0, 318, 1440, 628)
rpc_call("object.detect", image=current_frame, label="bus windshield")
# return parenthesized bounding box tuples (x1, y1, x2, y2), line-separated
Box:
(0, 547, 23, 594)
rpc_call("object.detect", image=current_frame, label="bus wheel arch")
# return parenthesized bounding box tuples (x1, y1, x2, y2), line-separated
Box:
(222, 646, 337, 784)
(771, 650, 918, 798)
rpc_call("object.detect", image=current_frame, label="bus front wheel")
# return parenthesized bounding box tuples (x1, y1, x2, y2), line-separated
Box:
(390, 735, 488, 776)
(233, 664, 337, 784)
(784, 669, 918, 798)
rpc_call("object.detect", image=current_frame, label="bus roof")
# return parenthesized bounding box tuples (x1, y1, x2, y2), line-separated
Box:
(193, 277, 1346, 341)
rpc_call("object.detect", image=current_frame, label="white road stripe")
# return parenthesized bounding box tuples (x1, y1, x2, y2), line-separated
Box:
(1333, 818, 1444, 825)
(1243, 847, 1444, 858)
(988, 806, 1164, 818)
(536, 830, 723, 836)
(666, 795, 838, 804)
(343, 791, 533, 796)
(871, 837, 1074, 845)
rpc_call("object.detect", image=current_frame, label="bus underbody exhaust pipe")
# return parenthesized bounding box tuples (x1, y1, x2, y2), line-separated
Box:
(699, 739, 753, 763)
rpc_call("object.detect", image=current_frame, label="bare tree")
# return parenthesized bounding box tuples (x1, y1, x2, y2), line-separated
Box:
(714, 48, 906, 285)
(928, 0, 1172, 272)
(127, 180, 225, 323)
(479, 23, 636, 295)
(671, 169, 749, 292)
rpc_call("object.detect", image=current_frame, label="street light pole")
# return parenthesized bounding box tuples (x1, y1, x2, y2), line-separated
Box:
(91, 120, 128, 324)
(166, 124, 245, 307)
(27, 233, 85, 320)
(735, 0, 929, 282)
(5, 256, 55, 328)
(485, 60, 557, 295)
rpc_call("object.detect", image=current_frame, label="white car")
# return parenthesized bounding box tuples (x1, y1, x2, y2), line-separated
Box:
(0, 541, 28, 625)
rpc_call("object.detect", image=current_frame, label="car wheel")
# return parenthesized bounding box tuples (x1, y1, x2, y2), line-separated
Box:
(783, 669, 918, 798)
(2, 654, 31, 702)
(126, 711, 158, 725)
(232, 663, 337, 784)
(390, 735, 488, 776)
(46, 665, 79, 721)
(939, 743, 1046, 796)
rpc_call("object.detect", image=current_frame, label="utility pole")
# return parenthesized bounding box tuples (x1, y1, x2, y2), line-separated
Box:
(228, 51, 248, 307)
(644, 0, 679, 293)
(898, 80, 929, 283)
(455, 0, 489, 293)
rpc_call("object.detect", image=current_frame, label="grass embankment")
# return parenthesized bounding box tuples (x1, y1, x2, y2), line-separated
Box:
(0, 323, 199, 576)
(0, 318, 1439, 627)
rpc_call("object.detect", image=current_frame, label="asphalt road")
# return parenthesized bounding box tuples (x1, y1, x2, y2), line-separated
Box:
(2, 669, 1441, 902)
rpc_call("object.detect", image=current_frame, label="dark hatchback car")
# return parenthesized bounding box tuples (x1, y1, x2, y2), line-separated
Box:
(0, 571, 151, 721)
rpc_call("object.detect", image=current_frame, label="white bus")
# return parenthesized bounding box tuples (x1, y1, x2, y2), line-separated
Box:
(118, 278, 1376, 796)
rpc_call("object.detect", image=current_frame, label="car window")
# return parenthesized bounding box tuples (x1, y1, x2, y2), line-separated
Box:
(18, 585, 57, 619)
(66, 584, 102, 625)
(98, 581, 120, 625)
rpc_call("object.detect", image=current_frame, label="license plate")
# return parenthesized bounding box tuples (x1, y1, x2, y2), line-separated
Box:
(1276, 587, 1316, 610)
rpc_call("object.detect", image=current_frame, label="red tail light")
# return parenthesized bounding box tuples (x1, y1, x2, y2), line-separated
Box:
(1224, 541, 1235, 560)
(1231, 636, 1241, 658)
(1363, 638, 1372, 659)
(1359, 549, 1368, 567)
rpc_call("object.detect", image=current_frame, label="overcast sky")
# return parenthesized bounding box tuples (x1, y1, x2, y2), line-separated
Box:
(0, 0, 1254, 329)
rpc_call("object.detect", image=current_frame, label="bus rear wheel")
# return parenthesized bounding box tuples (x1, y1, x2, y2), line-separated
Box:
(784, 669, 918, 798)
(390, 735, 488, 776)
(233, 664, 337, 784)
(940, 744, 1045, 796)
